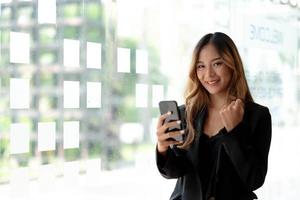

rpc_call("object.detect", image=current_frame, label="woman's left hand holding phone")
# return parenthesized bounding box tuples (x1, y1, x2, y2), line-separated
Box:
(156, 112, 184, 156)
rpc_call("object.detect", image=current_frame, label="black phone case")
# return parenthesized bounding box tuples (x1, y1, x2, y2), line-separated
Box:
(159, 100, 183, 141)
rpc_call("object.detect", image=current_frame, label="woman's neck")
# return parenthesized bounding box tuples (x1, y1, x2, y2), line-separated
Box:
(208, 93, 229, 111)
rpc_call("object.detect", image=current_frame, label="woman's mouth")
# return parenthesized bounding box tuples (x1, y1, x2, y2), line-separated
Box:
(205, 80, 219, 85)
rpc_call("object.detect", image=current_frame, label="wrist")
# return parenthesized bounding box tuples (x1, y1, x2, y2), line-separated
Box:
(157, 144, 168, 155)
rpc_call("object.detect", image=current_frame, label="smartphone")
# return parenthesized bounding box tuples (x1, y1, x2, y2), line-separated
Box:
(159, 100, 184, 142)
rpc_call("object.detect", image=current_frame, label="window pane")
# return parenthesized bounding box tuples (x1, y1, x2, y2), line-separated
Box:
(63, 39, 80, 68)
(10, 123, 30, 154)
(63, 81, 80, 108)
(152, 85, 164, 107)
(38, 122, 56, 151)
(117, 47, 131, 73)
(10, 167, 29, 199)
(86, 82, 101, 108)
(10, 78, 30, 109)
(135, 83, 148, 107)
(63, 121, 79, 149)
(86, 42, 102, 69)
(10, 32, 30, 64)
(1, 1, 299, 199)
(38, 0, 56, 24)
(136, 49, 148, 74)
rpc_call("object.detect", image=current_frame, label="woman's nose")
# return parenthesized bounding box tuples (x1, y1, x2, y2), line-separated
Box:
(206, 66, 216, 77)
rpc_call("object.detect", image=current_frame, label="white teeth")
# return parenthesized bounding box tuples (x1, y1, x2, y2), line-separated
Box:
(207, 80, 218, 84)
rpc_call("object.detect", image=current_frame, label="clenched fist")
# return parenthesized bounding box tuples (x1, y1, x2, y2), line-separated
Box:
(219, 99, 244, 132)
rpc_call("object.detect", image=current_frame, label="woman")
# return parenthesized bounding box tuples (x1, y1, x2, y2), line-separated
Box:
(156, 32, 272, 200)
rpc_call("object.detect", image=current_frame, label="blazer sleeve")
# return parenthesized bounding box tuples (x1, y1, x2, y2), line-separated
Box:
(156, 146, 191, 179)
(156, 104, 192, 179)
(221, 106, 272, 191)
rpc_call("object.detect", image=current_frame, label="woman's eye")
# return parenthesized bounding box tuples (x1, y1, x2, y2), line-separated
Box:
(196, 65, 205, 70)
(213, 62, 223, 67)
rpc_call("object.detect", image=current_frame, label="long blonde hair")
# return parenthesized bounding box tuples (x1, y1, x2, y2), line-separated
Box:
(180, 32, 253, 149)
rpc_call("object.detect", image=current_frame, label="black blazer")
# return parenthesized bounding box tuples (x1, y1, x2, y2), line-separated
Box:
(156, 102, 272, 200)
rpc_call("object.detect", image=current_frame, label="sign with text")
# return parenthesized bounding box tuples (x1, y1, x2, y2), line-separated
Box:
(244, 18, 296, 53)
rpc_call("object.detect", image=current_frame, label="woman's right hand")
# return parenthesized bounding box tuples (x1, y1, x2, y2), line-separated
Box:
(156, 112, 185, 155)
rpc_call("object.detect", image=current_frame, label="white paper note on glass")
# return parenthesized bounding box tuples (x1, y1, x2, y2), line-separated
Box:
(38, 122, 56, 151)
(117, 47, 130, 73)
(63, 39, 80, 68)
(10, 123, 30, 154)
(63, 121, 79, 149)
(10, 32, 30, 64)
(10, 78, 30, 109)
(87, 42, 102, 69)
(63, 81, 80, 108)
(38, 0, 56, 24)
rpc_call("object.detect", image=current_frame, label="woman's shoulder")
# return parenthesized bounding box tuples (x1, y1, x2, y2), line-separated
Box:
(245, 101, 271, 118)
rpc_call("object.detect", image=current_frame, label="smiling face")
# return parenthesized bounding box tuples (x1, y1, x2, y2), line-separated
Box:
(196, 43, 232, 97)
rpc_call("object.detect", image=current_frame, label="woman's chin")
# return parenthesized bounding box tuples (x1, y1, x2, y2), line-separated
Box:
(206, 88, 226, 96)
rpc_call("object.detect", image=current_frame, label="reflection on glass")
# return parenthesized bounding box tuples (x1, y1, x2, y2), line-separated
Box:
(38, 0, 56, 24)
(38, 164, 56, 194)
(10, 167, 29, 199)
(38, 122, 56, 151)
(119, 123, 143, 144)
(63, 81, 79, 108)
(63, 39, 80, 68)
(10, 123, 30, 154)
(0, 0, 12, 3)
(117, 47, 130, 73)
(87, 82, 101, 108)
(10, 32, 30, 64)
(86, 158, 102, 184)
(136, 49, 148, 74)
(63, 161, 79, 186)
(10, 78, 30, 109)
(63, 121, 79, 149)
(87, 42, 102, 69)
(135, 83, 148, 107)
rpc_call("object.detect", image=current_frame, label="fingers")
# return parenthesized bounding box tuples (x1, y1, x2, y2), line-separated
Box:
(157, 139, 184, 153)
(157, 119, 181, 135)
(162, 120, 181, 132)
(160, 130, 185, 141)
(156, 128, 185, 153)
(235, 98, 244, 108)
(219, 98, 245, 132)
(235, 98, 243, 104)
(157, 111, 171, 128)
(223, 98, 244, 110)
(163, 139, 184, 146)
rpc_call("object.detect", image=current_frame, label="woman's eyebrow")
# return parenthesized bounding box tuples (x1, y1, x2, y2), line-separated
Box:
(197, 57, 222, 63)
(211, 57, 222, 62)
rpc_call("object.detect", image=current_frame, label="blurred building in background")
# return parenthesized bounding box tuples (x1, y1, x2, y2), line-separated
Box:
(0, 0, 299, 199)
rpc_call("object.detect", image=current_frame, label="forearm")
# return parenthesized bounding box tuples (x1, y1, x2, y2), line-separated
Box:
(156, 146, 190, 179)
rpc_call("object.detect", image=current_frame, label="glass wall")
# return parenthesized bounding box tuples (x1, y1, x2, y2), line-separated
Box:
(0, 0, 299, 199)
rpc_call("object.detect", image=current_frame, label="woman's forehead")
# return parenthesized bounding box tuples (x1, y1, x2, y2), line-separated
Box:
(198, 44, 221, 61)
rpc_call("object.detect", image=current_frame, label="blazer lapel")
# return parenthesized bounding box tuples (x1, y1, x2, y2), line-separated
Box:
(187, 107, 207, 168)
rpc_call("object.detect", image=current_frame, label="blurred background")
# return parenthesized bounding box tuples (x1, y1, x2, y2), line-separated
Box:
(0, 0, 299, 199)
